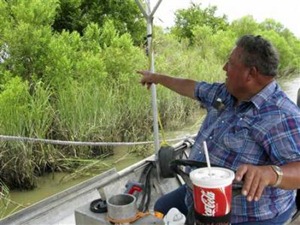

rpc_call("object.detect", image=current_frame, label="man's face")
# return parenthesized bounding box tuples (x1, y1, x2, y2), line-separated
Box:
(223, 47, 250, 100)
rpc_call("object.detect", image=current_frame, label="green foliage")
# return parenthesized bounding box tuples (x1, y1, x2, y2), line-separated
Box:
(0, 1, 11, 33)
(229, 16, 260, 37)
(45, 30, 108, 87)
(52, 22, 149, 159)
(82, 23, 102, 53)
(0, 0, 57, 83)
(99, 19, 118, 48)
(260, 19, 287, 34)
(0, 77, 31, 134)
(52, 0, 146, 45)
(9, 0, 59, 26)
(102, 34, 145, 81)
(191, 25, 235, 62)
(192, 25, 214, 59)
(56, 80, 114, 142)
(260, 30, 300, 75)
(0, 77, 57, 188)
(210, 30, 236, 62)
(4, 24, 53, 82)
(26, 82, 54, 138)
(171, 3, 229, 44)
(53, 0, 82, 31)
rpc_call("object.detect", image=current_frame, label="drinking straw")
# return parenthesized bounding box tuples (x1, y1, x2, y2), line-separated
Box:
(203, 141, 212, 176)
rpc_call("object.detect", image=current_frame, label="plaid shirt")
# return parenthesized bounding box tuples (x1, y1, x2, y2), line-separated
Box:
(186, 81, 300, 223)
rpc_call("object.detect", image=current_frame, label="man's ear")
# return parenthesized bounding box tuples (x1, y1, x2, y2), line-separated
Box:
(250, 66, 259, 76)
(247, 66, 259, 81)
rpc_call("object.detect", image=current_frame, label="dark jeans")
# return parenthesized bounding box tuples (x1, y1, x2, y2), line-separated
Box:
(154, 185, 188, 216)
(154, 185, 296, 225)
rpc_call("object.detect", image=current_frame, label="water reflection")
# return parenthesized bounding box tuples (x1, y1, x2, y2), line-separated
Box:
(279, 74, 300, 103)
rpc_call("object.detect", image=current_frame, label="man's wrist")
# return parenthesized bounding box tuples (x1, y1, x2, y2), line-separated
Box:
(271, 165, 283, 187)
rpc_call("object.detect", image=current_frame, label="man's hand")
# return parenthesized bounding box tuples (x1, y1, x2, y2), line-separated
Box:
(136, 70, 157, 90)
(235, 164, 277, 202)
(136, 70, 197, 99)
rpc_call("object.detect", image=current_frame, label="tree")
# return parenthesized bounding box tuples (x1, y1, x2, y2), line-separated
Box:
(171, 3, 229, 44)
(52, 0, 146, 45)
(229, 16, 260, 37)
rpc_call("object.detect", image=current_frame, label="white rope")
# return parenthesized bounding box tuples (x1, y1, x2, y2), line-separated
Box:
(0, 134, 196, 147)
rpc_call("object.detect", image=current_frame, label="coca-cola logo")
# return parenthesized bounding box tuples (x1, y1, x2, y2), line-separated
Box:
(201, 190, 215, 216)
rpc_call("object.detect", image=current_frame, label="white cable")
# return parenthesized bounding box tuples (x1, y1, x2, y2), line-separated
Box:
(0, 134, 196, 147)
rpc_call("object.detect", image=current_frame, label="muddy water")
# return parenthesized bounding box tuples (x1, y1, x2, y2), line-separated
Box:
(279, 74, 300, 103)
(1, 74, 299, 219)
(0, 147, 143, 218)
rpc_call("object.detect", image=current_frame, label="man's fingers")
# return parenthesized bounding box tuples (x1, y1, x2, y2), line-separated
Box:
(239, 166, 255, 199)
(136, 70, 156, 89)
(147, 83, 152, 89)
(253, 182, 266, 201)
(136, 70, 144, 75)
(235, 164, 248, 182)
(236, 165, 270, 202)
(136, 70, 150, 76)
(245, 175, 259, 201)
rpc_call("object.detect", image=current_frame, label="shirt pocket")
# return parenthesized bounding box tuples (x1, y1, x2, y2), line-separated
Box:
(223, 128, 249, 150)
(221, 118, 255, 154)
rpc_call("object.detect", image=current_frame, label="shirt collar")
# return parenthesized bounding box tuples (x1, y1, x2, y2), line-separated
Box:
(249, 80, 277, 109)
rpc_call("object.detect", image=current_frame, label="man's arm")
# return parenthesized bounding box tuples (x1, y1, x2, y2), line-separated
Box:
(137, 70, 197, 99)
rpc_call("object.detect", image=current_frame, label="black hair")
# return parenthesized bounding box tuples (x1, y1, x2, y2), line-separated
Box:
(236, 35, 279, 76)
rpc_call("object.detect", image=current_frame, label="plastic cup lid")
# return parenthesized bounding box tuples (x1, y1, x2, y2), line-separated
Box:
(189, 167, 235, 188)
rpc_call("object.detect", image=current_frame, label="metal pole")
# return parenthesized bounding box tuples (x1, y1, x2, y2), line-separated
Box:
(146, 1, 160, 158)
(135, 0, 163, 159)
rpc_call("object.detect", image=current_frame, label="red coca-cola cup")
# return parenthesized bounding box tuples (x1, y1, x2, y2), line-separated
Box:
(189, 167, 235, 225)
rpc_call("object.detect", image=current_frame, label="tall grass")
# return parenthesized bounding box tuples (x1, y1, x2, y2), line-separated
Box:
(0, 78, 55, 189)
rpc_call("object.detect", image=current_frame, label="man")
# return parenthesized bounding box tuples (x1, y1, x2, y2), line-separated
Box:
(137, 35, 300, 224)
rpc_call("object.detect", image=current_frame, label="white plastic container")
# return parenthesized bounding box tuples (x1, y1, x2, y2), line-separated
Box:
(163, 207, 186, 225)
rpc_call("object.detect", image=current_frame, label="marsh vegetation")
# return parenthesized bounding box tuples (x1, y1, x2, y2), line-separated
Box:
(0, 0, 300, 218)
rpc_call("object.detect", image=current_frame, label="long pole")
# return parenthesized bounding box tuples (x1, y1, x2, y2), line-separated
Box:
(135, 0, 163, 159)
